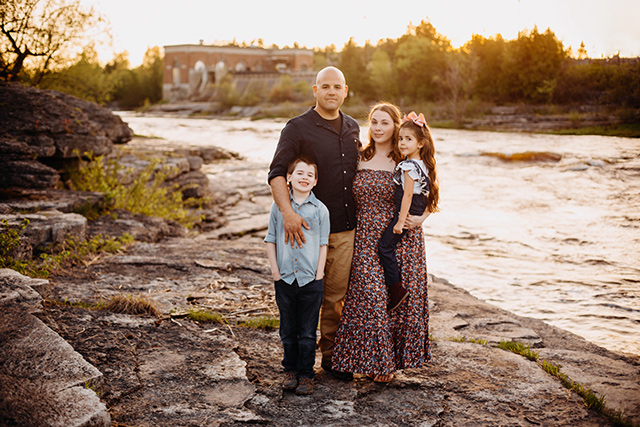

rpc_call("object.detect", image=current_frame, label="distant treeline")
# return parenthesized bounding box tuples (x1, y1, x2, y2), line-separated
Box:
(8, 20, 639, 119)
(324, 21, 639, 124)
(21, 46, 164, 110)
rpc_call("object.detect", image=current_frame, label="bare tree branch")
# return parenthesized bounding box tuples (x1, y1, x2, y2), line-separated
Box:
(0, 0, 104, 81)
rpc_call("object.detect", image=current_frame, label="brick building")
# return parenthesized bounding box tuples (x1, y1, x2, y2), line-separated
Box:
(163, 44, 314, 101)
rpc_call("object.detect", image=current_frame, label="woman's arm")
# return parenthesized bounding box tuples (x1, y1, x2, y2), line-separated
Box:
(404, 210, 431, 229)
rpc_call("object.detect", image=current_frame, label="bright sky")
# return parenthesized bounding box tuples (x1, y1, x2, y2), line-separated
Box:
(83, 0, 640, 66)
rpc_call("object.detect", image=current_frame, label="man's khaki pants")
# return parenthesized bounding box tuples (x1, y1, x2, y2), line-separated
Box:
(318, 228, 355, 367)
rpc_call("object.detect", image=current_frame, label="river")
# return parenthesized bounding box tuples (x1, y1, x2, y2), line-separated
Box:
(117, 111, 640, 357)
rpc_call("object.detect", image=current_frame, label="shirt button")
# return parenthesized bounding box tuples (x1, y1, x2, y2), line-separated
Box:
(343, 170, 346, 174)
(344, 187, 347, 190)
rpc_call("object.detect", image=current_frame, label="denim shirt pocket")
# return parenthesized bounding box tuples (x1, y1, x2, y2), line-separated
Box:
(304, 215, 320, 238)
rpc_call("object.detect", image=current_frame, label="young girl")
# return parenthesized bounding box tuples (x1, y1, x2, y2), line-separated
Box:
(377, 111, 439, 311)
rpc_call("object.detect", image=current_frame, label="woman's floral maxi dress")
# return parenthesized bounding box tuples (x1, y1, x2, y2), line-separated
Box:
(332, 169, 431, 375)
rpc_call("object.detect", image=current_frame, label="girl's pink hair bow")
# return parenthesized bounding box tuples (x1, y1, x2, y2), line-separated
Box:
(403, 111, 426, 127)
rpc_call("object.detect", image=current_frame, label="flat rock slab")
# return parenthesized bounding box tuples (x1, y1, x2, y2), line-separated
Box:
(0, 270, 109, 427)
(4, 154, 638, 426)
(38, 305, 261, 426)
(0, 268, 46, 312)
(0, 189, 105, 214)
(36, 232, 640, 426)
(239, 322, 611, 426)
(430, 276, 640, 424)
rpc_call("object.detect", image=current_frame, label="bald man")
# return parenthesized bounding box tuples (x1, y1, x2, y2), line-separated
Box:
(268, 67, 360, 381)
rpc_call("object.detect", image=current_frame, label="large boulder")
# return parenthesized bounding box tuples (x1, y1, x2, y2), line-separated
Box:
(0, 82, 133, 189)
(0, 136, 60, 188)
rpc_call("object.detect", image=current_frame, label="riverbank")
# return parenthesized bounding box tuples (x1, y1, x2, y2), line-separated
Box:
(118, 114, 640, 358)
(3, 152, 634, 426)
(3, 83, 636, 426)
(144, 101, 640, 138)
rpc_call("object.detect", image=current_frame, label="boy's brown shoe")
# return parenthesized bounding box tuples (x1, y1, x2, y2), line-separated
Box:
(295, 377, 314, 395)
(282, 371, 298, 390)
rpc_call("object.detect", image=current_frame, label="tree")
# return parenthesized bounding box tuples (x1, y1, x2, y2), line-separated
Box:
(607, 60, 640, 108)
(0, 0, 103, 82)
(402, 19, 451, 51)
(313, 47, 328, 70)
(395, 37, 448, 102)
(109, 47, 163, 109)
(466, 34, 507, 102)
(443, 51, 475, 126)
(394, 19, 451, 102)
(501, 27, 566, 103)
(577, 41, 588, 60)
(369, 49, 398, 101)
(338, 38, 372, 100)
(138, 46, 163, 104)
(104, 51, 131, 74)
(111, 68, 143, 109)
(39, 44, 112, 104)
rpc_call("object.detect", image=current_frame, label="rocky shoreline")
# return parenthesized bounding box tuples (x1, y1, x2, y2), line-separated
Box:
(1, 83, 639, 426)
(2, 152, 639, 426)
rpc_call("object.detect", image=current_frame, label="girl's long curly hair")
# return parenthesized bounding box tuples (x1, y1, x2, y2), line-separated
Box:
(361, 102, 403, 164)
(399, 120, 440, 213)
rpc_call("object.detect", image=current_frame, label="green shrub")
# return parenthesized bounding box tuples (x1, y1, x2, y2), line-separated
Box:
(37, 233, 133, 277)
(0, 219, 132, 278)
(268, 75, 294, 103)
(69, 151, 204, 227)
(0, 218, 38, 275)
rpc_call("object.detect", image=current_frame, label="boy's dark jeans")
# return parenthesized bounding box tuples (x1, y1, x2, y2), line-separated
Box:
(274, 278, 323, 379)
(378, 185, 427, 287)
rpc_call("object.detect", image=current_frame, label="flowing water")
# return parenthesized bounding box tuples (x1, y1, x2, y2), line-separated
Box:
(118, 112, 640, 357)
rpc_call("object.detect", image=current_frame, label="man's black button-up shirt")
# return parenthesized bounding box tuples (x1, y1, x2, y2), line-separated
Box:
(268, 107, 361, 234)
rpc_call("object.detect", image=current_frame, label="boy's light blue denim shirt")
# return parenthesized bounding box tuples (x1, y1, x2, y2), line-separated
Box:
(264, 190, 330, 287)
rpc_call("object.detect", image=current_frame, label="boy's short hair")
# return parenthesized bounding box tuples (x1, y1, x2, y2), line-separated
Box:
(287, 155, 318, 177)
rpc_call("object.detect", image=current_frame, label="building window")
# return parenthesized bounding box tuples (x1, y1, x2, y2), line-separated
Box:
(172, 58, 181, 85)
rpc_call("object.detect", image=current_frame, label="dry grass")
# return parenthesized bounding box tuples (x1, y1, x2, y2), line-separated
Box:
(104, 294, 159, 316)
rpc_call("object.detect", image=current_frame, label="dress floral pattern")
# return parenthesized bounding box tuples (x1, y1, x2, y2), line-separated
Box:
(332, 169, 431, 375)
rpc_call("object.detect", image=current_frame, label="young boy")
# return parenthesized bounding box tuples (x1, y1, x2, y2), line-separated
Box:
(265, 155, 330, 395)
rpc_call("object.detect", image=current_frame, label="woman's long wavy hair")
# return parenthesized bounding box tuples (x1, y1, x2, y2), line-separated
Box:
(361, 102, 403, 164)
(399, 120, 440, 213)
